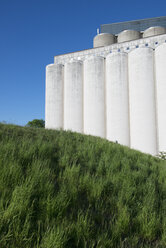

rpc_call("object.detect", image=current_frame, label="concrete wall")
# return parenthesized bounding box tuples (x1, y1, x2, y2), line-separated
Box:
(46, 34, 166, 155)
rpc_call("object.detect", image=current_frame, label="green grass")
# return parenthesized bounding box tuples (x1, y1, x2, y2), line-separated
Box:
(0, 123, 166, 248)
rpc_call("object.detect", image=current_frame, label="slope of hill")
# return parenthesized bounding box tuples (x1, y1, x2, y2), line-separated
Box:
(0, 123, 166, 248)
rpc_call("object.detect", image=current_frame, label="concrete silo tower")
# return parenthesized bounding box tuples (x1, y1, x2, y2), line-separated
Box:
(45, 16, 166, 155)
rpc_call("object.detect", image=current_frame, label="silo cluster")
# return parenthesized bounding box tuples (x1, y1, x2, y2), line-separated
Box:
(93, 26, 166, 47)
(46, 42, 166, 155)
(46, 19, 166, 156)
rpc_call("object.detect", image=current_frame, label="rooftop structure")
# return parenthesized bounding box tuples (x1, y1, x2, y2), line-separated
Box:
(100, 16, 166, 34)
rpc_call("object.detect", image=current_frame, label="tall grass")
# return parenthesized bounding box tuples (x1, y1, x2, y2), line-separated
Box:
(0, 123, 166, 247)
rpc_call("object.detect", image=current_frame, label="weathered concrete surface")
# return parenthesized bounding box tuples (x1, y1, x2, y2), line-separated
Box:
(143, 26, 166, 38)
(83, 56, 105, 138)
(117, 30, 141, 43)
(64, 61, 83, 133)
(93, 33, 115, 48)
(106, 52, 130, 146)
(128, 48, 157, 155)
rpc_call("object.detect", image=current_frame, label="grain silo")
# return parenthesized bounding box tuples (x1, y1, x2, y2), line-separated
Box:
(64, 61, 83, 133)
(128, 47, 157, 155)
(83, 56, 105, 138)
(45, 64, 64, 130)
(45, 16, 166, 155)
(155, 43, 166, 152)
(106, 52, 129, 146)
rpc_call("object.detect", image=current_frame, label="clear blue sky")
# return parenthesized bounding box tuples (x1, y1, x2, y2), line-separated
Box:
(0, 0, 165, 126)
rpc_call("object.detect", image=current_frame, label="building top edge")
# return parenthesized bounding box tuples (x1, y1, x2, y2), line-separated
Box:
(101, 16, 166, 27)
(54, 34, 166, 61)
(54, 47, 95, 58)
(100, 16, 166, 34)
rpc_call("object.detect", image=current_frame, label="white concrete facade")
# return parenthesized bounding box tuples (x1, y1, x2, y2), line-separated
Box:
(155, 43, 166, 152)
(45, 33, 166, 155)
(64, 61, 83, 133)
(84, 56, 105, 138)
(106, 52, 130, 146)
(128, 48, 157, 155)
(45, 64, 64, 130)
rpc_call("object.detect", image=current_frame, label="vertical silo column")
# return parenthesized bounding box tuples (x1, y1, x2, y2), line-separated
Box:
(84, 56, 105, 138)
(128, 48, 157, 155)
(155, 43, 166, 152)
(45, 64, 64, 129)
(64, 61, 83, 133)
(106, 52, 130, 146)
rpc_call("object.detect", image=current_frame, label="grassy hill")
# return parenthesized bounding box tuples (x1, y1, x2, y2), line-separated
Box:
(0, 123, 166, 248)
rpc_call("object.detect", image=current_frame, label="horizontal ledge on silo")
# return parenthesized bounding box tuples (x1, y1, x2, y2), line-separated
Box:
(46, 63, 64, 71)
(83, 55, 105, 61)
(65, 59, 83, 64)
(128, 46, 154, 55)
(155, 42, 166, 51)
(106, 51, 127, 58)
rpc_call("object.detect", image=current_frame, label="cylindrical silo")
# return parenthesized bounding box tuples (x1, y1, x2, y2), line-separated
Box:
(128, 47, 157, 155)
(45, 64, 64, 129)
(155, 43, 166, 152)
(143, 26, 166, 38)
(106, 52, 130, 146)
(84, 56, 105, 138)
(93, 33, 115, 48)
(64, 60, 83, 133)
(117, 30, 141, 43)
